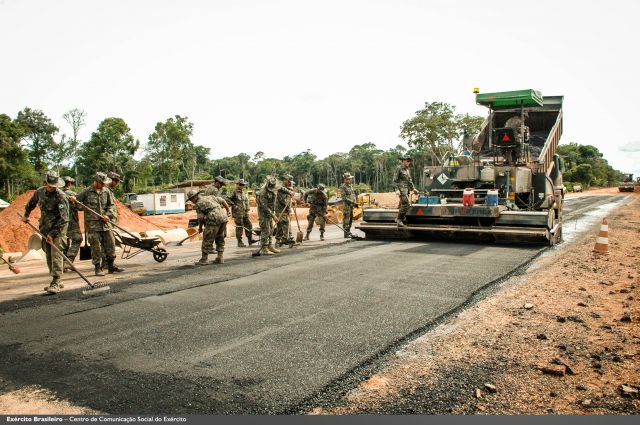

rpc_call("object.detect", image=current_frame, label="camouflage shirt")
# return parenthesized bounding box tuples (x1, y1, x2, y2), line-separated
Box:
(227, 189, 250, 217)
(257, 185, 277, 216)
(24, 187, 69, 238)
(195, 196, 228, 226)
(76, 186, 115, 232)
(204, 185, 220, 196)
(339, 183, 356, 207)
(275, 186, 293, 214)
(64, 189, 81, 233)
(393, 166, 416, 192)
(304, 188, 328, 209)
(105, 186, 118, 224)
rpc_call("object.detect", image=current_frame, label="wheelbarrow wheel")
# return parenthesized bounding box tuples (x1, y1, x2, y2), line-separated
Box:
(153, 248, 168, 263)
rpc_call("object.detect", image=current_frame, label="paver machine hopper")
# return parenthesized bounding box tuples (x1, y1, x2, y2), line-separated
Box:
(357, 89, 565, 245)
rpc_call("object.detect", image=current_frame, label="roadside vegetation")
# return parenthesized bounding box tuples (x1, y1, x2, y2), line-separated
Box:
(0, 104, 624, 201)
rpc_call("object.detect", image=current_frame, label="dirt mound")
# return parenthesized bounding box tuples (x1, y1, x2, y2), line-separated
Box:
(0, 190, 162, 253)
(371, 192, 399, 208)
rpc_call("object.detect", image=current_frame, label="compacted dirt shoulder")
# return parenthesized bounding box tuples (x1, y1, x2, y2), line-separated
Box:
(312, 196, 640, 415)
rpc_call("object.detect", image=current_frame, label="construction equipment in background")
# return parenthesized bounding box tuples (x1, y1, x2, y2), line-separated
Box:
(324, 192, 380, 224)
(357, 89, 565, 245)
(618, 173, 636, 192)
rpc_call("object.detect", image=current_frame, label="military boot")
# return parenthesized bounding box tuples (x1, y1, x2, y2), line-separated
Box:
(237, 239, 247, 247)
(320, 232, 325, 241)
(44, 278, 62, 294)
(95, 265, 105, 276)
(396, 217, 407, 227)
(259, 246, 274, 255)
(212, 252, 224, 264)
(304, 232, 310, 241)
(195, 254, 209, 265)
(248, 237, 258, 246)
(108, 261, 125, 274)
(344, 231, 349, 239)
(267, 244, 280, 253)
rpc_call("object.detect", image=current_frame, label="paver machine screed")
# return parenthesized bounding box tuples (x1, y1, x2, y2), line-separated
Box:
(357, 89, 565, 245)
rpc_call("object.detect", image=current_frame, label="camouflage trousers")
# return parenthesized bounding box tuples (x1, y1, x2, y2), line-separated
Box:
(307, 207, 326, 233)
(342, 205, 354, 232)
(258, 213, 274, 247)
(397, 190, 410, 220)
(202, 222, 226, 254)
(42, 234, 66, 279)
(88, 230, 116, 266)
(233, 215, 253, 240)
(65, 229, 83, 261)
(274, 213, 292, 243)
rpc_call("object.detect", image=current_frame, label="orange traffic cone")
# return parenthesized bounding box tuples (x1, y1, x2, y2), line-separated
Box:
(593, 218, 609, 254)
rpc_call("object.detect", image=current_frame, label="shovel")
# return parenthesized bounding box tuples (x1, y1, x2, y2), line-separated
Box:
(19, 214, 110, 296)
(71, 198, 143, 241)
(292, 204, 304, 243)
(167, 229, 203, 247)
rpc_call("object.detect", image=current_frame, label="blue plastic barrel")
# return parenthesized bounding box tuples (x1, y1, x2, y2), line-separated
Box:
(486, 189, 499, 206)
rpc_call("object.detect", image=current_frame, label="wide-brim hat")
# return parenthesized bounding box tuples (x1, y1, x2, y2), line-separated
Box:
(186, 190, 201, 201)
(343, 173, 354, 179)
(107, 171, 122, 181)
(236, 179, 247, 186)
(400, 156, 412, 161)
(94, 172, 112, 185)
(214, 176, 226, 184)
(44, 171, 64, 188)
(63, 176, 75, 184)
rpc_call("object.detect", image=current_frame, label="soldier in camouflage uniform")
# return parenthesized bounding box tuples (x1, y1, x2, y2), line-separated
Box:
(304, 183, 328, 241)
(71, 172, 123, 276)
(227, 179, 257, 247)
(23, 171, 69, 294)
(393, 156, 418, 226)
(256, 177, 280, 255)
(62, 176, 83, 270)
(339, 173, 356, 238)
(204, 176, 225, 196)
(187, 190, 231, 265)
(101, 172, 123, 271)
(274, 175, 296, 248)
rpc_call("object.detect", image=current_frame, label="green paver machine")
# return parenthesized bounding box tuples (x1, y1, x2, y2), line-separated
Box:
(356, 89, 565, 245)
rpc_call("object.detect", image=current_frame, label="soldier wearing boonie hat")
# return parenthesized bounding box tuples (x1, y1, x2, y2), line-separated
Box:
(71, 172, 123, 276)
(22, 171, 69, 294)
(393, 156, 418, 227)
(274, 175, 296, 248)
(227, 179, 257, 247)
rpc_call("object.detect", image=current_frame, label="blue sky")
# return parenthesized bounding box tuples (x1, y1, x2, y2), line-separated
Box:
(1, 0, 638, 174)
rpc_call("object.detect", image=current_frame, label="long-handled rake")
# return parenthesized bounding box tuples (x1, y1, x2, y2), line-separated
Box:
(19, 214, 110, 296)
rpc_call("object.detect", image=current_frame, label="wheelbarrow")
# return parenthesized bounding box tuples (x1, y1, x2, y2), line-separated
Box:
(115, 233, 169, 263)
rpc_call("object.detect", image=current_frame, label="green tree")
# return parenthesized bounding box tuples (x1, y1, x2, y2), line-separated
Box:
(0, 114, 36, 198)
(146, 115, 195, 184)
(77, 117, 139, 184)
(62, 108, 87, 179)
(15, 107, 59, 174)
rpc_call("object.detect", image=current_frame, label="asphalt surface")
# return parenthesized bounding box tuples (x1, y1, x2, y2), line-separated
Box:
(0, 195, 628, 414)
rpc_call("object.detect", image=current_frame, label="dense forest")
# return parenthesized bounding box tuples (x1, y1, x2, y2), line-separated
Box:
(0, 104, 623, 201)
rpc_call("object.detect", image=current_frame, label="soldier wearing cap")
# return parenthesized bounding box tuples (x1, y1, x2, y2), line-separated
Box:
(304, 183, 328, 241)
(393, 156, 418, 227)
(256, 176, 280, 255)
(274, 174, 296, 248)
(70, 172, 123, 276)
(226, 179, 257, 247)
(204, 176, 225, 196)
(22, 171, 69, 294)
(62, 176, 83, 269)
(186, 189, 231, 265)
(339, 173, 356, 238)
